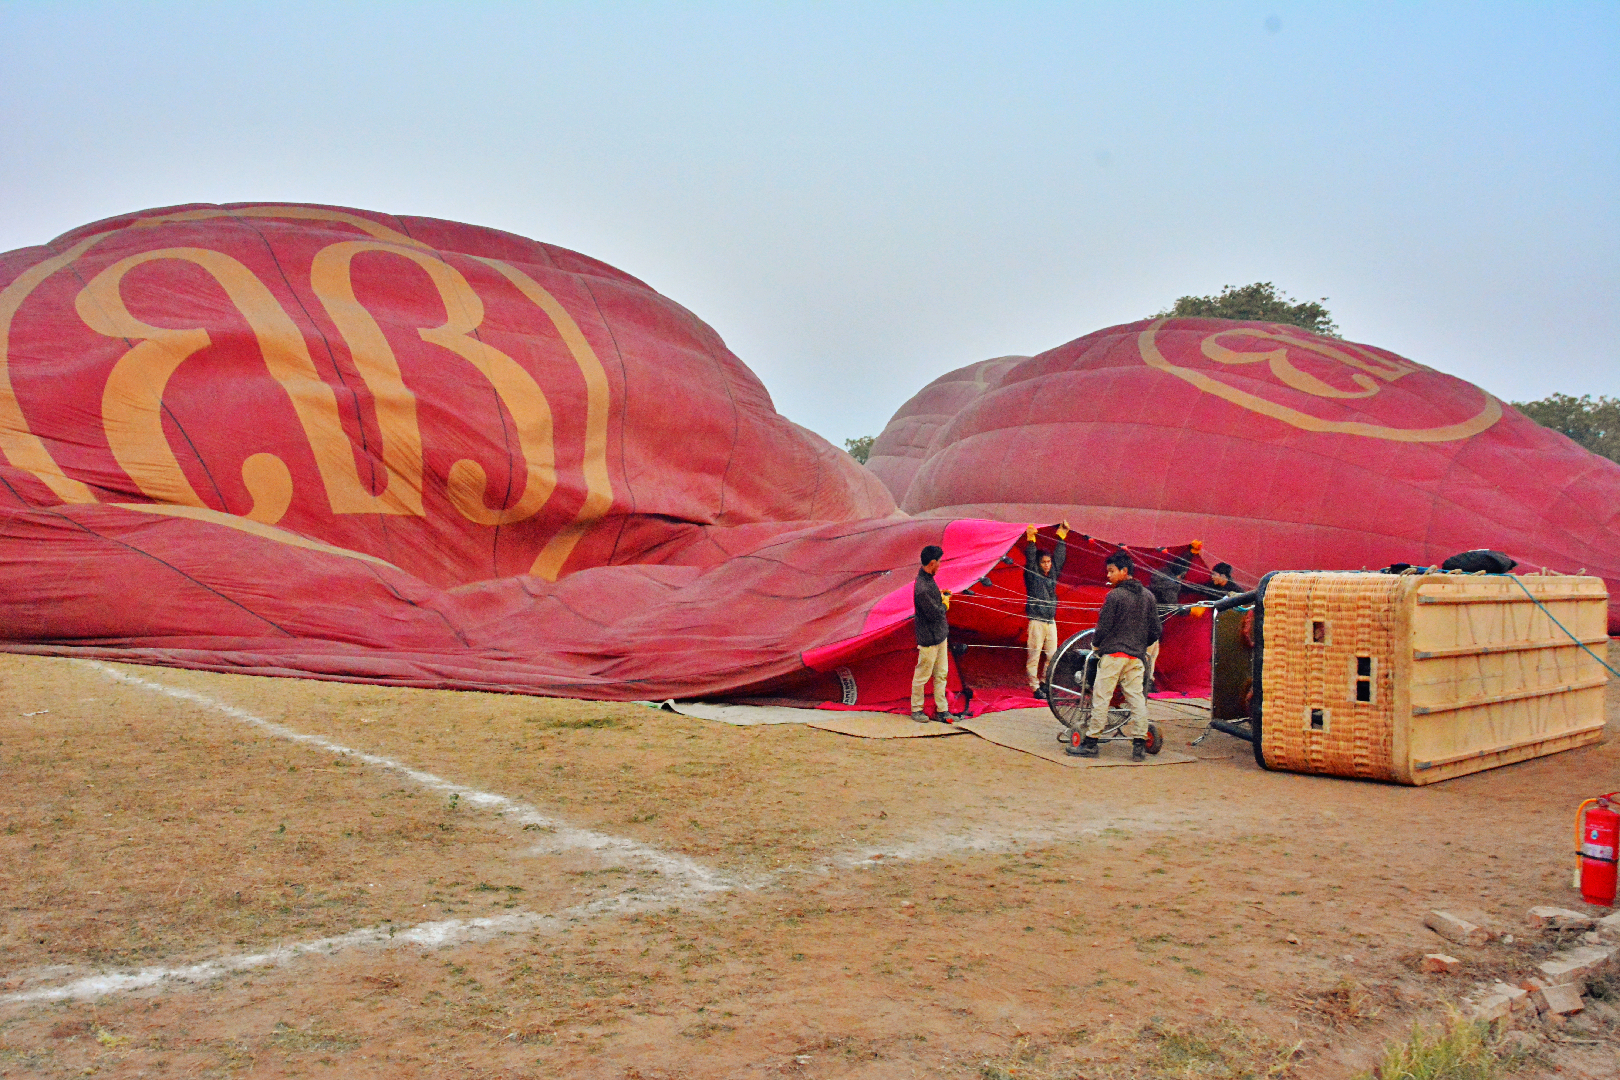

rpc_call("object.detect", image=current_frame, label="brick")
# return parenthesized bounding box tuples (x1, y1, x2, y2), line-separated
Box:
(1470, 993, 1513, 1022)
(1528, 906, 1597, 931)
(1597, 911, 1620, 938)
(1489, 982, 1532, 1013)
(1425, 910, 1493, 946)
(1420, 953, 1461, 973)
(1537, 944, 1617, 986)
(1535, 983, 1585, 1016)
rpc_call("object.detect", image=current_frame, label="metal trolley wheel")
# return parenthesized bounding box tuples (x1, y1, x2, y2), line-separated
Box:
(1044, 630, 1095, 732)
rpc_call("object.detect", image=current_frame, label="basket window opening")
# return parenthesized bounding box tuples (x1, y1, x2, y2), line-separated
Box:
(1310, 620, 1328, 644)
(1309, 707, 1328, 731)
(1353, 656, 1376, 704)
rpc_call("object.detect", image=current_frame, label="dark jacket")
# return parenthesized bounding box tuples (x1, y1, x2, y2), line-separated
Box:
(913, 568, 949, 647)
(1023, 538, 1066, 622)
(1091, 578, 1160, 661)
(1147, 568, 1185, 606)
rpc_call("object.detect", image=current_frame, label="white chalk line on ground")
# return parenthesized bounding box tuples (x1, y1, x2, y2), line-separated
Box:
(1, 661, 740, 1005)
(83, 661, 732, 894)
(4, 895, 647, 1004)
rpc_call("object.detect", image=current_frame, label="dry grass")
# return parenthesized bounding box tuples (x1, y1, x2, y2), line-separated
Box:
(2, 650, 1618, 1078)
(977, 1018, 1301, 1080)
(0, 678, 578, 973)
(1295, 976, 1385, 1030)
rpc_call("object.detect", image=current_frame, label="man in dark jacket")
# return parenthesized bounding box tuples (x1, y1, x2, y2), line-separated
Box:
(911, 544, 957, 721)
(1142, 553, 1190, 693)
(1147, 553, 1191, 606)
(1071, 550, 1160, 761)
(1023, 521, 1069, 698)
(1205, 566, 1237, 599)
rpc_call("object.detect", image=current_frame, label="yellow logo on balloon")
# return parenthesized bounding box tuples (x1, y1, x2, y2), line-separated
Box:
(1138, 319, 1500, 443)
(0, 205, 614, 580)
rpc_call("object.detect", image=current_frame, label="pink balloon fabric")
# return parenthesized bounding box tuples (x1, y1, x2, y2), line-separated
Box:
(869, 319, 1620, 630)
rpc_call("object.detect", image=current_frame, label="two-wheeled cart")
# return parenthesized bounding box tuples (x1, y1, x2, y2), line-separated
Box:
(1042, 626, 1166, 756)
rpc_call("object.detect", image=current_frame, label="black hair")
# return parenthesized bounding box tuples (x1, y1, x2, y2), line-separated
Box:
(1037, 548, 1053, 562)
(1211, 562, 1233, 578)
(920, 544, 944, 566)
(1105, 550, 1134, 574)
(1166, 554, 1191, 578)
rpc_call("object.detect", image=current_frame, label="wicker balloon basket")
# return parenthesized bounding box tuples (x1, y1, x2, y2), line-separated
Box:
(1252, 572, 1609, 785)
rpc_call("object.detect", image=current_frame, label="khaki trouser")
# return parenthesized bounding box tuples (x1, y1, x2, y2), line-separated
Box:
(1085, 653, 1148, 739)
(1144, 640, 1160, 694)
(911, 641, 950, 714)
(1026, 619, 1058, 690)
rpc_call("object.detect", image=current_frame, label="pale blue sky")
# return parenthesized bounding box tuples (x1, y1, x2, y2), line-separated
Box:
(2, 1, 1615, 445)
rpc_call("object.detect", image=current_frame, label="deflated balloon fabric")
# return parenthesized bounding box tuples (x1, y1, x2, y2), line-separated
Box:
(869, 321, 1620, 631)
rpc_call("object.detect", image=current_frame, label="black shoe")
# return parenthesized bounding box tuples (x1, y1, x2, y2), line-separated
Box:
(1032, 686, 1048, 700)
(1074, 737, 1099, 758)
(1131, 738, 1146, 762)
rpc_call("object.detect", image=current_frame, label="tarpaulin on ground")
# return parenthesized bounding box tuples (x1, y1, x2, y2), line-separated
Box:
(869, 321, 1620, 632)
(0, 204, 1220, 708)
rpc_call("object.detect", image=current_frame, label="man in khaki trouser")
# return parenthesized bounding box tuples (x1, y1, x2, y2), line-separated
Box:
(1022, 521, 1068, 697)
(910, 544, 960, 721)
(1073, 550, 1161, 761)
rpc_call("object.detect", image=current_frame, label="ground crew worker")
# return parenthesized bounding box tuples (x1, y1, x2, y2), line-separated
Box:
(1207, 563, 1243, 594)
(1185, 562, 1244, 598)
(1143, 554, 1189, 693)
(1023, 521, 1069, 699)
(911, 544, 959, 722)
(1070, 550, 1160, 761)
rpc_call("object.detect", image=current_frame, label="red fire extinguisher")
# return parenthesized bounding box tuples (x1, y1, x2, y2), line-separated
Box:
(1575, 793, 1620, 907)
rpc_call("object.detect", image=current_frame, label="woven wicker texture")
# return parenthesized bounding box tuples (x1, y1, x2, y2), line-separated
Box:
(1261, 573, 1401, 781)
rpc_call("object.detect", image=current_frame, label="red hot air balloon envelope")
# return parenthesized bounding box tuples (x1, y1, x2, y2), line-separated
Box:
(870, 320, 1620, 633)
(0, 204, 1217, 712)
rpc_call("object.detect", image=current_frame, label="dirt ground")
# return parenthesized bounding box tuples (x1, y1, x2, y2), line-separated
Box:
(2, 648, 1619, 1079)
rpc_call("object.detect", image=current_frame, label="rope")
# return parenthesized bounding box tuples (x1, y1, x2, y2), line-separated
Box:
(1509, 575, 1620, 678)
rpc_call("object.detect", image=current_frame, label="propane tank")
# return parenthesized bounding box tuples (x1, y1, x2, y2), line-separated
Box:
(1577, 794, 1620, 908)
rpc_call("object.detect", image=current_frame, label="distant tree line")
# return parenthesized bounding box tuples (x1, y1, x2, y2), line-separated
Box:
(1513, 394, 1620, 464)
(1154, 282, 1339, 337)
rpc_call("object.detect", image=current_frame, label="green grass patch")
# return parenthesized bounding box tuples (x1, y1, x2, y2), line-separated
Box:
(1355, 1008, 1530, 1080)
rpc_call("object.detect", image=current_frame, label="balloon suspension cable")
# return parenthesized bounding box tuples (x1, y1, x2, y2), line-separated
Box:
(1509, 575, 1620, 679)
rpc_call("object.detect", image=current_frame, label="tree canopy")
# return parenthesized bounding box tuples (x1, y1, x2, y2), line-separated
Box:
(1155, 282, 1339, 337)
(1513, 393, 1620, 464)
(843, 435, 874, 464)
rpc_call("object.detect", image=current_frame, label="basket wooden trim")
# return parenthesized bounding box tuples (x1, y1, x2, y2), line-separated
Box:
(1414, 636, 1609, 659)
(1410, 676, 1608, 715)
(1416, 593, 1597, 605)
(1413, 721, 1607, 770)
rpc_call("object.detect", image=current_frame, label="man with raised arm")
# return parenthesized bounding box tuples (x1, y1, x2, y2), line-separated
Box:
(911, 544, 959, 722)
(1070, 550, 1160, 761)
(1023, 521, 1069, 699)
